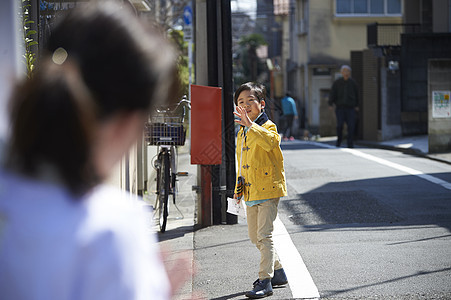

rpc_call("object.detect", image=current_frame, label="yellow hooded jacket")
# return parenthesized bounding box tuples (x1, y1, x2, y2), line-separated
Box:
(235, 113, 287, 202)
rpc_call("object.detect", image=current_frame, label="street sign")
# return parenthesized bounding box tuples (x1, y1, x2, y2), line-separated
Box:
(183, 26, 192, 41)
(183, 5, 193, 41)
(183, 5, 193, 26)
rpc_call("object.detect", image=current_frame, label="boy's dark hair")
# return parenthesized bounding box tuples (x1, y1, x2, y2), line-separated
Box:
(234, 82, 266, 106)
(6, 3, 178, 196)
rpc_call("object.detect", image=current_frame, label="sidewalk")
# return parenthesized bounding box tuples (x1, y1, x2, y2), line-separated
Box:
(145, 142, 199, 300)
(155, 135, 451, 300)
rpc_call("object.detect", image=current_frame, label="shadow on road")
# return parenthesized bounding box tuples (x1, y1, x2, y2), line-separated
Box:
(209, 291, 247, 300)
(281, 173, 451, 232)
(321, 267, 451, 298)
(157, 225, 196, 242)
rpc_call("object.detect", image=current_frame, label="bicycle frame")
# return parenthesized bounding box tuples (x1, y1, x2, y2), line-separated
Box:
(157, 145, 177, 198)
(147, 97, 190, 233)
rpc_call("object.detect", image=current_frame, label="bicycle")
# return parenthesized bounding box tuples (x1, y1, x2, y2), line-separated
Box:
(145, 97, 191, 233)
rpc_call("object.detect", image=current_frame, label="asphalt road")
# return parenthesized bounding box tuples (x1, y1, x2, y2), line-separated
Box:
(173, 140, 451, 299)
(278, 141, 451, 299)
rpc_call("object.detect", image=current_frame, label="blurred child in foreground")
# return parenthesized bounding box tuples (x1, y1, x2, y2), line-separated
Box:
(0, 2, 188, 299)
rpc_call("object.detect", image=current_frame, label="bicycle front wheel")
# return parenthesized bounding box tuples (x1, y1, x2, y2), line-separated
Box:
(158, 151, 170, 233)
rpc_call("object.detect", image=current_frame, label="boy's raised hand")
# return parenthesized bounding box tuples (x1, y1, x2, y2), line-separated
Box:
(234, 106, 252, 127)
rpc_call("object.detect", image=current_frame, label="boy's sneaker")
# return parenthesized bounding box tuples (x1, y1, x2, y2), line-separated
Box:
(246, 278, 273, 298)
(271, 268, 288, 286)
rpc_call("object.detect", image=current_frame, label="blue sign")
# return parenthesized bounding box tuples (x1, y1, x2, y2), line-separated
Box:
(183, 6, 193, 26)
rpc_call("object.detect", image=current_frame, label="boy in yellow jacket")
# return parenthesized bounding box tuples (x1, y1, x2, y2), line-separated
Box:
(233, 82, 288, 299)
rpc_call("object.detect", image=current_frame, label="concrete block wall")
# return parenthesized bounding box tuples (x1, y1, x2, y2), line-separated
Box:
(428, 59, 451, 153)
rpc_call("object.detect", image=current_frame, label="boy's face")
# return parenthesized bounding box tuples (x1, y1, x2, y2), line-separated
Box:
(236, 90, 265, 122)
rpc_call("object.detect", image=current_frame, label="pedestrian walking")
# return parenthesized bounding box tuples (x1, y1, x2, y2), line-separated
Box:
(281, 92, 298, 141)
(328, 65, 359, 148)
(233, 82, 288, 299)
(0, 3, 186, 300)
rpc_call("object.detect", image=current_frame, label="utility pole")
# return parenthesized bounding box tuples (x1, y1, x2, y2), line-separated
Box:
(197, 0, 236, 225)
(220, 0, 237, 225)
(207, 0, 237, 225)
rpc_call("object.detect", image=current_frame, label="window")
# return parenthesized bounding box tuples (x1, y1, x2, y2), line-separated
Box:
(354, 0, 368, 13)
(336, 0, 401, 15)
(370, 0, 384, 14)
(337, 0, 351, 13)
(387, 0, 401, 14)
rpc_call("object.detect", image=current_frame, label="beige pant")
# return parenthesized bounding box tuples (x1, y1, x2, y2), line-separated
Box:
(246, 198, 283, 280)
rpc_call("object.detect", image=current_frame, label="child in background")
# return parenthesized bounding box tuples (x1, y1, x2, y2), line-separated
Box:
(233, 82, 288, 299)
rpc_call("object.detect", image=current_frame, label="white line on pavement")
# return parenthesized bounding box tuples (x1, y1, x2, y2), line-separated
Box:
(276, 141, 450, 298)
(304, 141, 451, 191)
(273, 216, 320, 299)
(341, 148, 451, 191)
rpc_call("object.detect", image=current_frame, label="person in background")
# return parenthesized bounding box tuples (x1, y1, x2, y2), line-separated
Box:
(328, 65, 359, 148)
(281, 92, 298, 141)
(233, 82, 288, 299)
(0, 3, 186, 299)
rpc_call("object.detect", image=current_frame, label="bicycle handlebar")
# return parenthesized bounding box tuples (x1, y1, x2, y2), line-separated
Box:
(155, 96, 191, 114)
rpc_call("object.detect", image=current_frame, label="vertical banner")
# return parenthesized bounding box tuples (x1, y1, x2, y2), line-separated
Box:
(191, 85, 222, 165)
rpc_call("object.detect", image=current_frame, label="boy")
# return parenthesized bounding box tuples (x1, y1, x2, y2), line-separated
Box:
(233, 82, 288, 299)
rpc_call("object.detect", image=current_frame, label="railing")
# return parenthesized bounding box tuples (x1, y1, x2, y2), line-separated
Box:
(367, 23, 422, 47)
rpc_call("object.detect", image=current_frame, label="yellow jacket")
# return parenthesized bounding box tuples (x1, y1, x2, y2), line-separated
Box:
(235, 113, 287, 201)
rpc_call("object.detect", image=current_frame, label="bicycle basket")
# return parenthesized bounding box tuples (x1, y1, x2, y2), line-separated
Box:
(145, 115, 186, 146)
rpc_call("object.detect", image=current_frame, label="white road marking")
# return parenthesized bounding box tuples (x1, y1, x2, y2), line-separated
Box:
(273, 216, 320, 299)
(341, 148, 451, 191)
(303, 141, 451, 191)
(276, 141, 450, 298)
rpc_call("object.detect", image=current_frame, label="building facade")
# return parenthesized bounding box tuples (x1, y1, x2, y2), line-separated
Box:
(288, 0, 451, 147)
(0, 0, 173, 196)
(292, 0, 403, 137)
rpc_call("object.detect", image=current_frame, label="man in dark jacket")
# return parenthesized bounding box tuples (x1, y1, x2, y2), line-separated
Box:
(328, 65, 359, 148)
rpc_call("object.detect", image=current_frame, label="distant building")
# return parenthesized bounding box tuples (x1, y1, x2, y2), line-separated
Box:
(231, 12, 256, 54)
(367, 0, 451, 151)
(254, 0, 289, 123)
(256, 0, 281, 58)
(276, 0, 451, 144)
(292, 0, 403, 137)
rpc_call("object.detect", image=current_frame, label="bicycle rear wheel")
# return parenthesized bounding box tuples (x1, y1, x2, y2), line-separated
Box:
(158, 151, 170, 233)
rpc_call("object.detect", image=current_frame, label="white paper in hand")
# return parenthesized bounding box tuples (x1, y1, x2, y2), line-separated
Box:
(227, 197, 246, 218)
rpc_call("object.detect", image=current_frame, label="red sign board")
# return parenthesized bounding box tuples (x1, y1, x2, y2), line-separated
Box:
(190, 85, 222, 165)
